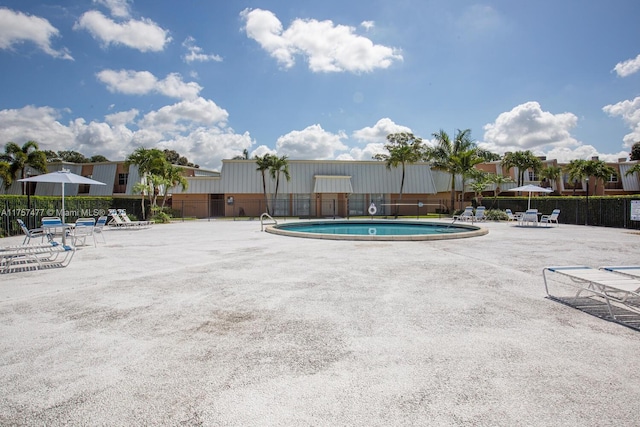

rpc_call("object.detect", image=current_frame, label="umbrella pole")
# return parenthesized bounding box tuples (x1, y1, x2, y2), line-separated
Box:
(61, 183, 65, 223)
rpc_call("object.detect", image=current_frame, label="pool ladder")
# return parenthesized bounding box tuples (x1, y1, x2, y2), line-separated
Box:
(260, 213, 278, 231)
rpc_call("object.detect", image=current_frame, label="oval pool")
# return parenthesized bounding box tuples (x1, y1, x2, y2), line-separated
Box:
(265, 220, 487, 241)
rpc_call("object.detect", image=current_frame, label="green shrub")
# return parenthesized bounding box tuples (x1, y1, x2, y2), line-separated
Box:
(485, 209, 508, 221)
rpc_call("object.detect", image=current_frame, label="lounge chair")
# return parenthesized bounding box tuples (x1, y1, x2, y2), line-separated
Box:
(70, 217, 96, 247)
(453, 206, 474, 222)
(543, 266, 640, 327)
(16, 219, 45, 244)
(472, 206, 486, 222)
(600, 266, 640, 279)
(518, 209, 539, 226)
(540, 209, 560, 227)
(0, 241, 76, 273)
(117, 209, 153, 227)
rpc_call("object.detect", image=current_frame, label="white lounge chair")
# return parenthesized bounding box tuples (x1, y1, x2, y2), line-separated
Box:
(505, 209, 518, 222)
(473, 206, 486, 222)
(600, 266, 640, 279)
(0, 241, 76, 273)
(540, 209, 560, 227)
(543, 266, 640, 326)
(518, 209, 539, 226)
(16, 219, 45, 244)
(117, 209, 153, 227)
(453, 206, 474, 222)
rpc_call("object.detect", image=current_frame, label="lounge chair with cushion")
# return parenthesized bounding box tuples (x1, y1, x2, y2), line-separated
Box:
(540, 209, 560, 227)
(16, 219, 45, 244)
(543, 266, 640, 327)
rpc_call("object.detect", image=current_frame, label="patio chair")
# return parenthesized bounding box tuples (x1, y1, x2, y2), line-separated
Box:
(540, 209, 560, 227)
(93, 216, 108, 244)
(453, 206, 474, 222)
(518, 209, 539, 226)
(70, 217, 96, 247)
(505, 209, 518, 222)
(473, 206, 486, 222)
(16, 219, 45, 244)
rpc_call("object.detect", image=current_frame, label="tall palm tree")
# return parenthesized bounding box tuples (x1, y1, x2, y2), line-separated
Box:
(125, 147, 167, 219)
(485, 173, 513, 208)
(269, 155, 291, 216)
(0, 161, 11, 192)
(425, 129, 477, 213)
(454, 149, 485, 209)
(501, 150, 543, 187)
(255, 154, 273, 214)
(373, 132, 424, 218)
(591, 159, 617, 194)
(1, 141, 47, 195)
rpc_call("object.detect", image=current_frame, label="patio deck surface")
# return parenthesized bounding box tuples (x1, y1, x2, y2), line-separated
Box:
(1, 218, 640, 426)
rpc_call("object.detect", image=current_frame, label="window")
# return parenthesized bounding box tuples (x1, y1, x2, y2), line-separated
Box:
(118, 173, 128, 185)
(609, 173, 618, 182)
(528, 170, 539, 182)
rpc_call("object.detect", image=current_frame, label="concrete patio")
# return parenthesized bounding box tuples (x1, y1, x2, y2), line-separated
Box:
(1, 219, 640, 426)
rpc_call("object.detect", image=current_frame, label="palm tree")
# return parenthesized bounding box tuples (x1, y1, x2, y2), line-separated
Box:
(160, 164, 189, 209)
(269, 155, 291, 216)
(625, 163, 640, 178)
(454, 149, 485, 209)
(1, 141, 47, 195)
(425, 129, 477, 213)
(485, 173, 513, 208)
(501, 150, 543, 187)
(591, 159, 617, 195)
(539, 165, 563, 193)
(125, 147, 167, 219)
(373, 132, 424, 218)
(255, 154, 273, 214)
(564, 159, 594, 225)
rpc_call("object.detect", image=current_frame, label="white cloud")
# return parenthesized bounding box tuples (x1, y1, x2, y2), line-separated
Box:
(182, 36, 222, 63)
(0, 7, 72, 60)
(352, 118, 412, 144)
(74, 10, 171, 52)
(96, 69, 202, 100)
(603, 96, 640, 147)
(275, 124, 348, 159)
(0, 106, 74, 150)
(93, 0, 131, 19)
(613, 53, 640, 77)
(138, 97, 229, 133)
(361, 21, 375, 31)
(480, 101, 580, 154)
(241, 8, 402, 73)
(105, 109, 138, 126)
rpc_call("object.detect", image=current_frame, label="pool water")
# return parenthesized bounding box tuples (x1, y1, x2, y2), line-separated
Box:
(267, 220, 487, 241)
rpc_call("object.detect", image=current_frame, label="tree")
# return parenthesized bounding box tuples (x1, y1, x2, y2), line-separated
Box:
(563, 159, 612, 225)
(591, 159, 617, 195)
(630, 142, 640, 161)
(255, 154, 273, 214)
(539, 165, 563, 193)
(501, 151, 543, 187)
(269, 155, 291, 216)
(485, 173, 513, 208)
(56, 150, 89, 163)
(625, 163, 640, 177)
(425, 129, 480, 212)
(125, 147, 167, 219)
(373, 132, 424, 218)
(454, 149, 485, 209)
(233, 149, 250, 160)
(0, 161, 11, 192)
(89, 155, 109, 163)
(1, 141, 47, 195)
(160, 164, 189, 209)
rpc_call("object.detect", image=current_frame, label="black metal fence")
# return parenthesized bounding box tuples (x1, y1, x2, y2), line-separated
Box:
(3, 195, 640, 237)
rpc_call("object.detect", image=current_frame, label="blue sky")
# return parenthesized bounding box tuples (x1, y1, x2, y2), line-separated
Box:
(1, 0, 639, 170)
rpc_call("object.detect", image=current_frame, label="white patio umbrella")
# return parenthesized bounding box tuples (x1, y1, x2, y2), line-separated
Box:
(506, 184, 553, 210)
(18, 169, 106, 223)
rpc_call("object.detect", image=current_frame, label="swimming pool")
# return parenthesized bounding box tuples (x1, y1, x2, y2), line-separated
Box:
(266, 220, 487, 241)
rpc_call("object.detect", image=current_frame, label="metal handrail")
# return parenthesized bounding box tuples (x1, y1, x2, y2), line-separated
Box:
(260, 213, 278, 231)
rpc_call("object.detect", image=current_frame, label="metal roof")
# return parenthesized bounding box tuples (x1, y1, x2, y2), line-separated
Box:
(313, 175, 353, 193)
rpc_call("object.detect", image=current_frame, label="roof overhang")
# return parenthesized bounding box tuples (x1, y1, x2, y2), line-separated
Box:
(313, 175, 353, 193)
